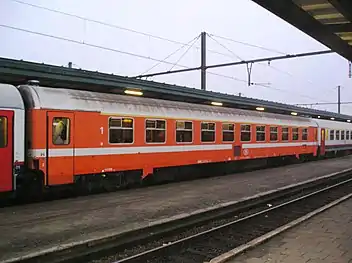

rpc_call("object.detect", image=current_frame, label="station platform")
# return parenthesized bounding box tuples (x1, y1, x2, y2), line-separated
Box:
(230, 196, 352, 263)
(1, 156, 352, 262)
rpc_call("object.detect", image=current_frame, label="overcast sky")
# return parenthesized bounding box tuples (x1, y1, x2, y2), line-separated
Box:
(1, 0, 351, 114)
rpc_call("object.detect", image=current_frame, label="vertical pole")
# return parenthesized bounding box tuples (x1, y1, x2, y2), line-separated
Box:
(201, 32, 206, 90)
(338, 85, 341, 114)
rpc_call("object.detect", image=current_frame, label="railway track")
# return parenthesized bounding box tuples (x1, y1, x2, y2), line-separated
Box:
(50, 170, 352, 263)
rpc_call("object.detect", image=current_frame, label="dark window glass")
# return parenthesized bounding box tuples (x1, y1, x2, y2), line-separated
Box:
(341, 130, 345, 140)
(146, 119, 166, 143)
(270, 127, 278, 141)
(0, 117, 7, 148)
(53, 117, 70, 145)
(109, 118, 134, 144)
(330, 130, 334, 140)
(241, 124, 251, 142)
(146, 120, 155, 128)
(176, 121, 193, 143)
(222, 123, 234, 142)
(282, 127, 289, 141)
(302, 128, 308, 141)
(256, 126, 265, 142)
(336, 130, 340, 140)
(201, 122, 215, 142)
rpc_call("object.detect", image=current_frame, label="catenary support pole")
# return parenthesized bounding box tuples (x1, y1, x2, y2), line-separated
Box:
(201, 32, 207, 90)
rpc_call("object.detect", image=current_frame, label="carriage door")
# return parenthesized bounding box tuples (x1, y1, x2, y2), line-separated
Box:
(320, 128, 326, 155)
(0, 111, 13, 192)
(46, 112, 74, 186)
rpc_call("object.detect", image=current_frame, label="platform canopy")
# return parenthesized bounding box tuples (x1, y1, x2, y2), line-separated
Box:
(251, 0, 352, 61)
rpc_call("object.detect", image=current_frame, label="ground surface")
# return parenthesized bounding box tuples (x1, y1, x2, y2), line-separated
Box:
(230, 197, 352, 263)
(1, 156, 352, 261)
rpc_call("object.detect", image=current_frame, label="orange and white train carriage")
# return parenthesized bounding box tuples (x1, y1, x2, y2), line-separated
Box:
(0, 82, 351, 197)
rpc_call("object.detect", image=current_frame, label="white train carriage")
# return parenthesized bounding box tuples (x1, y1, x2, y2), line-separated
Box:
(0, 84, 25, 193)
(315, 119, 352, 153)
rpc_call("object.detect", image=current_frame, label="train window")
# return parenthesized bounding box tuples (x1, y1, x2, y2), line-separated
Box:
(222, 123, 234, 142)
(176, 121, 193, 143)
(0, 117, 7, 148)
(146, 119, 166, 143)
(201, 122, 215, 142)
(52, 117, 70, 145)
(347, 130, 350, 140)
(302, 128, 308, 141)
(109, 117, 134, 144)
(336, 130, 340, 140)
(241, 124, 251, 142)
(256, 126, 265, 142)
(270, 127, 278, 141)
(330, 130, 334, 140)
(292, 128, 299, 141)
(341, 130, 345, 140)
(282, 127, 289, 141)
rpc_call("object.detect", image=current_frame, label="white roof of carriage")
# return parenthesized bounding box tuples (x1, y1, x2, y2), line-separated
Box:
(315, 118, 352, 130)
(18, 84, 317, 127)
(0, 84, 25, 110)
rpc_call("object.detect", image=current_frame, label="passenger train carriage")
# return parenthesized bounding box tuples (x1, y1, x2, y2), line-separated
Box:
(0, 82, 351, 196)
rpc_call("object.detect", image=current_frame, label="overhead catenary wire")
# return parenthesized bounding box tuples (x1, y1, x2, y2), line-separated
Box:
(0, 24, 193, 69)
(207, 70, 332, 103)
(262, 63, 352, 109)
(168, 35, 200, 71)
(2, 24, 336, 107)
(141, 34, 200, 75)
(209, 33, 288, 55)
(203, 39, 338, 105)
(206, 71, 247, 83)
(7, 0, 234, 59)
(9, 0, 298, 59)
(3, 2, 340, 108)
(203, 36, 329, 102)
(207, 33, 244, 61)
(267, 63, 337, 95)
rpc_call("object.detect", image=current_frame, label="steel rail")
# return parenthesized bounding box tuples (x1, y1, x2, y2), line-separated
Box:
(115, 175, 352, 263)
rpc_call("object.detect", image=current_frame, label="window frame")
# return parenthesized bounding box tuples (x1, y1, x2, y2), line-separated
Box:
(341, 130, 345, 140)
(255, 125, 266, 142)
(241, 124, 252, 142)
(336, 130, 340, 140)
(222, 122, 235, 143)
(330, 130, 335, 141)
(108, 117, 135, 145)
(270, 126, 278, 142)
(346, 130, 350, 141)
(201, 121, 216, 143)
(145, 118, 167, 144)
(0, 116, 8, 148)
(52, 117, 71, 145)
(175, 120, 193, 144)
(282, 127, 289, 141)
